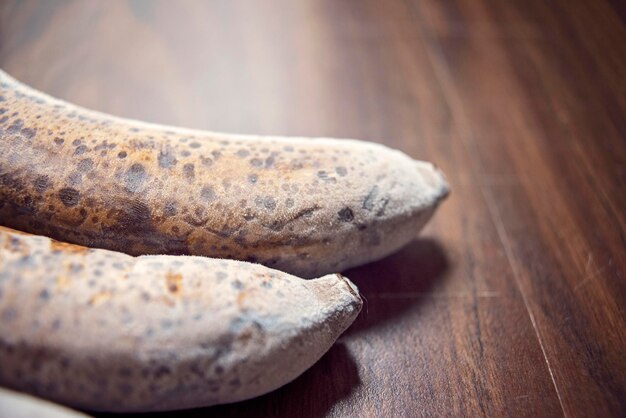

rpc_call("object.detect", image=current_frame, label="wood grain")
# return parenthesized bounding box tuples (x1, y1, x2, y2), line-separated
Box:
(0, 0, 624, 416)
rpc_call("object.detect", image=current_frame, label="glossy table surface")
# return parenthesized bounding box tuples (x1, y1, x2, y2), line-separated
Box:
(0, 1, 624, 417)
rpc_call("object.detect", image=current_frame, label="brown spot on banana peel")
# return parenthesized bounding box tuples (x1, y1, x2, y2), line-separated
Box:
(50, 239, 91, 254)
(0, 227, 362, 412)
(0, 69, 449, 278)
(165, 271, 183, 295)
(87, 290, 112, 306)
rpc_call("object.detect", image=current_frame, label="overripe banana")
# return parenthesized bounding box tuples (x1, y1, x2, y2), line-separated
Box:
(0, 388, 90, 418)
(0, 226, 362, 412)
(0, 70, 448, 278)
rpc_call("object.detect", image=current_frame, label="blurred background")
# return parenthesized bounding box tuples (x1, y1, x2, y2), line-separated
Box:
(1, 1, 624, 417)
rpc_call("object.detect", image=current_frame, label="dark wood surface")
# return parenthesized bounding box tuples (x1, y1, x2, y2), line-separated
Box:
(1, 1, 625, 416)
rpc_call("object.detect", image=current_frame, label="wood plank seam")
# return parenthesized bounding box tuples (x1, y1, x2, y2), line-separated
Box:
(402, 0, 568, 416)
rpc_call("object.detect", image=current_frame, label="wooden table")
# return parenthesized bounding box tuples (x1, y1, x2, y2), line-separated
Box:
(1, 1, 624, 416)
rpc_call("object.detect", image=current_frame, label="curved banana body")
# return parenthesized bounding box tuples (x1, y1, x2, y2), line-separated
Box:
(0, 388, 90, 418)
(0, 227, 362, 412)
(0, 70, 448, 277)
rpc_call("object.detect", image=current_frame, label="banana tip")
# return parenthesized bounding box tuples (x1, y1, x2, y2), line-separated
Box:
(419, 161, 450, 201)
(335, 273, 361, 300)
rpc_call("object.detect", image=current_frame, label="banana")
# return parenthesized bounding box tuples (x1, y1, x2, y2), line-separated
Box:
(0, 226, 362, 412)
(0, 70, 448, 277)
(0, 388, 90, 418)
